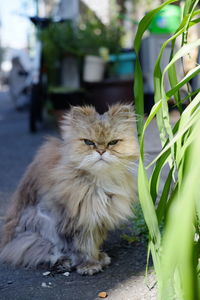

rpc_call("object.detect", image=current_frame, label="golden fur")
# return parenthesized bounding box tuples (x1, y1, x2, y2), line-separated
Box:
(0, 104, 139, 275)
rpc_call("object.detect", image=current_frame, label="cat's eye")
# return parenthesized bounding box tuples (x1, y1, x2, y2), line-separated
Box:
(108, 140, 119, 146)
(84, 139, 96, 146)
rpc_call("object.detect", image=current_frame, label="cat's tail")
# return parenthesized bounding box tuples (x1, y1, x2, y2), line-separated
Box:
(0, 232, 61, 268)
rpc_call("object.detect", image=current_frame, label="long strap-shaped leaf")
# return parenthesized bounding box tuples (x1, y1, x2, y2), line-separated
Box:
(160, 121, 200, 300)
(134, 0, 200, 298)
(133, 0, 177, 141)
(154, 13, 200, 144)
(148, 97, 200, 167)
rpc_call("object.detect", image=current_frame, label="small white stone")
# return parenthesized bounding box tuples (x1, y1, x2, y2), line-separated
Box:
(63, 272, 70, 276)
(41, 282, 51, 288)
(42, 271, 51, 276)
(41, 282, 48, 288)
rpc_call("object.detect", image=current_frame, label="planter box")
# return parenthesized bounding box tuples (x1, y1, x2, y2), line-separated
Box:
(49, 90, 86, 122)
(50, 79, 134, 118)
(50, 90, 85, 110)
(84, 79, 133, 114)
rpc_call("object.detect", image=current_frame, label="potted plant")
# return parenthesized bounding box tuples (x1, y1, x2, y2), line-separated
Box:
(39, 20, 86, 120)
(76, 13, 124, 82)
(40, 20, 82, 86)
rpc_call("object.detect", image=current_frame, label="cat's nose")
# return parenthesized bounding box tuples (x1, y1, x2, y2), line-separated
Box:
(96, 149, 106, 155)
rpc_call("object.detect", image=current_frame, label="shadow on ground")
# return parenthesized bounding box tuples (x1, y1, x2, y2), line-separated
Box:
(0, 232, 149, 300)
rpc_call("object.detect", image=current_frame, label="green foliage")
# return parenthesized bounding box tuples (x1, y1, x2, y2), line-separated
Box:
(41, 20, 81, 64)
(40, 14, 123, 60)
(40, 20, 82, 85)
(76, 12, 124, 56)
(122, 202, 149, 243)
(40, 14, 124, 84)
(134, 0, 200, 299)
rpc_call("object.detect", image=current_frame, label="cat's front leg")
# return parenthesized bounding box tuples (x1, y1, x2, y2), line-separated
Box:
(76, 260, 102, 275)
(74, 231, 111, 275)
(76, 252, 111, 275)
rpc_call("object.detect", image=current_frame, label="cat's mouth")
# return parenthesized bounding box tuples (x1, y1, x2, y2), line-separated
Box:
(94, 158, 109, 165)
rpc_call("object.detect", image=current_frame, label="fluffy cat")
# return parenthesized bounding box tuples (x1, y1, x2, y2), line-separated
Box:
(0, 104, 139, 275)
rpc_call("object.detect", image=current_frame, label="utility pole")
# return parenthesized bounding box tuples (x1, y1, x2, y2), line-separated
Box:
(54, 0, 79, 20)
(54, 0, 80, 89)
(35, 0, 39, 16)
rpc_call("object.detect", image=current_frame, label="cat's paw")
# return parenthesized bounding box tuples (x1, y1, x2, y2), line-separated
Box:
(99, 252, 111, 267)
(76, 262, 102, 275)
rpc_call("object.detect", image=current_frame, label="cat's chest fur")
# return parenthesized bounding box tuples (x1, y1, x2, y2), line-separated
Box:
(44, 168, 134, 233)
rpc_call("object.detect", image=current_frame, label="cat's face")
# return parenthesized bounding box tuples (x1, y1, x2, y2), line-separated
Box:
(61, 104, 139, 174)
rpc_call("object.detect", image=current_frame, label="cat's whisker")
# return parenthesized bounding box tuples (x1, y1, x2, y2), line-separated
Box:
(115, 160, 138, 174)
(118, 158, 138, 168)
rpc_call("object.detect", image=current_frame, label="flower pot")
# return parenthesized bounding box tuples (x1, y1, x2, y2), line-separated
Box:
(83, 55, 105, 82)
(108, 52, 136, 79)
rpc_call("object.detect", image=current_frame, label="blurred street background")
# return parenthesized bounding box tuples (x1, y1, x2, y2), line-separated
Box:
(1, 0, 197, 131)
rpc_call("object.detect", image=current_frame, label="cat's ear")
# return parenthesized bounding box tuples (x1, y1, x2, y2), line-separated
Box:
(63, 105, 97, 123)
(108, 104, 135, 120)
(61, 105, 97, 132)
(70, 106, 97, 120)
